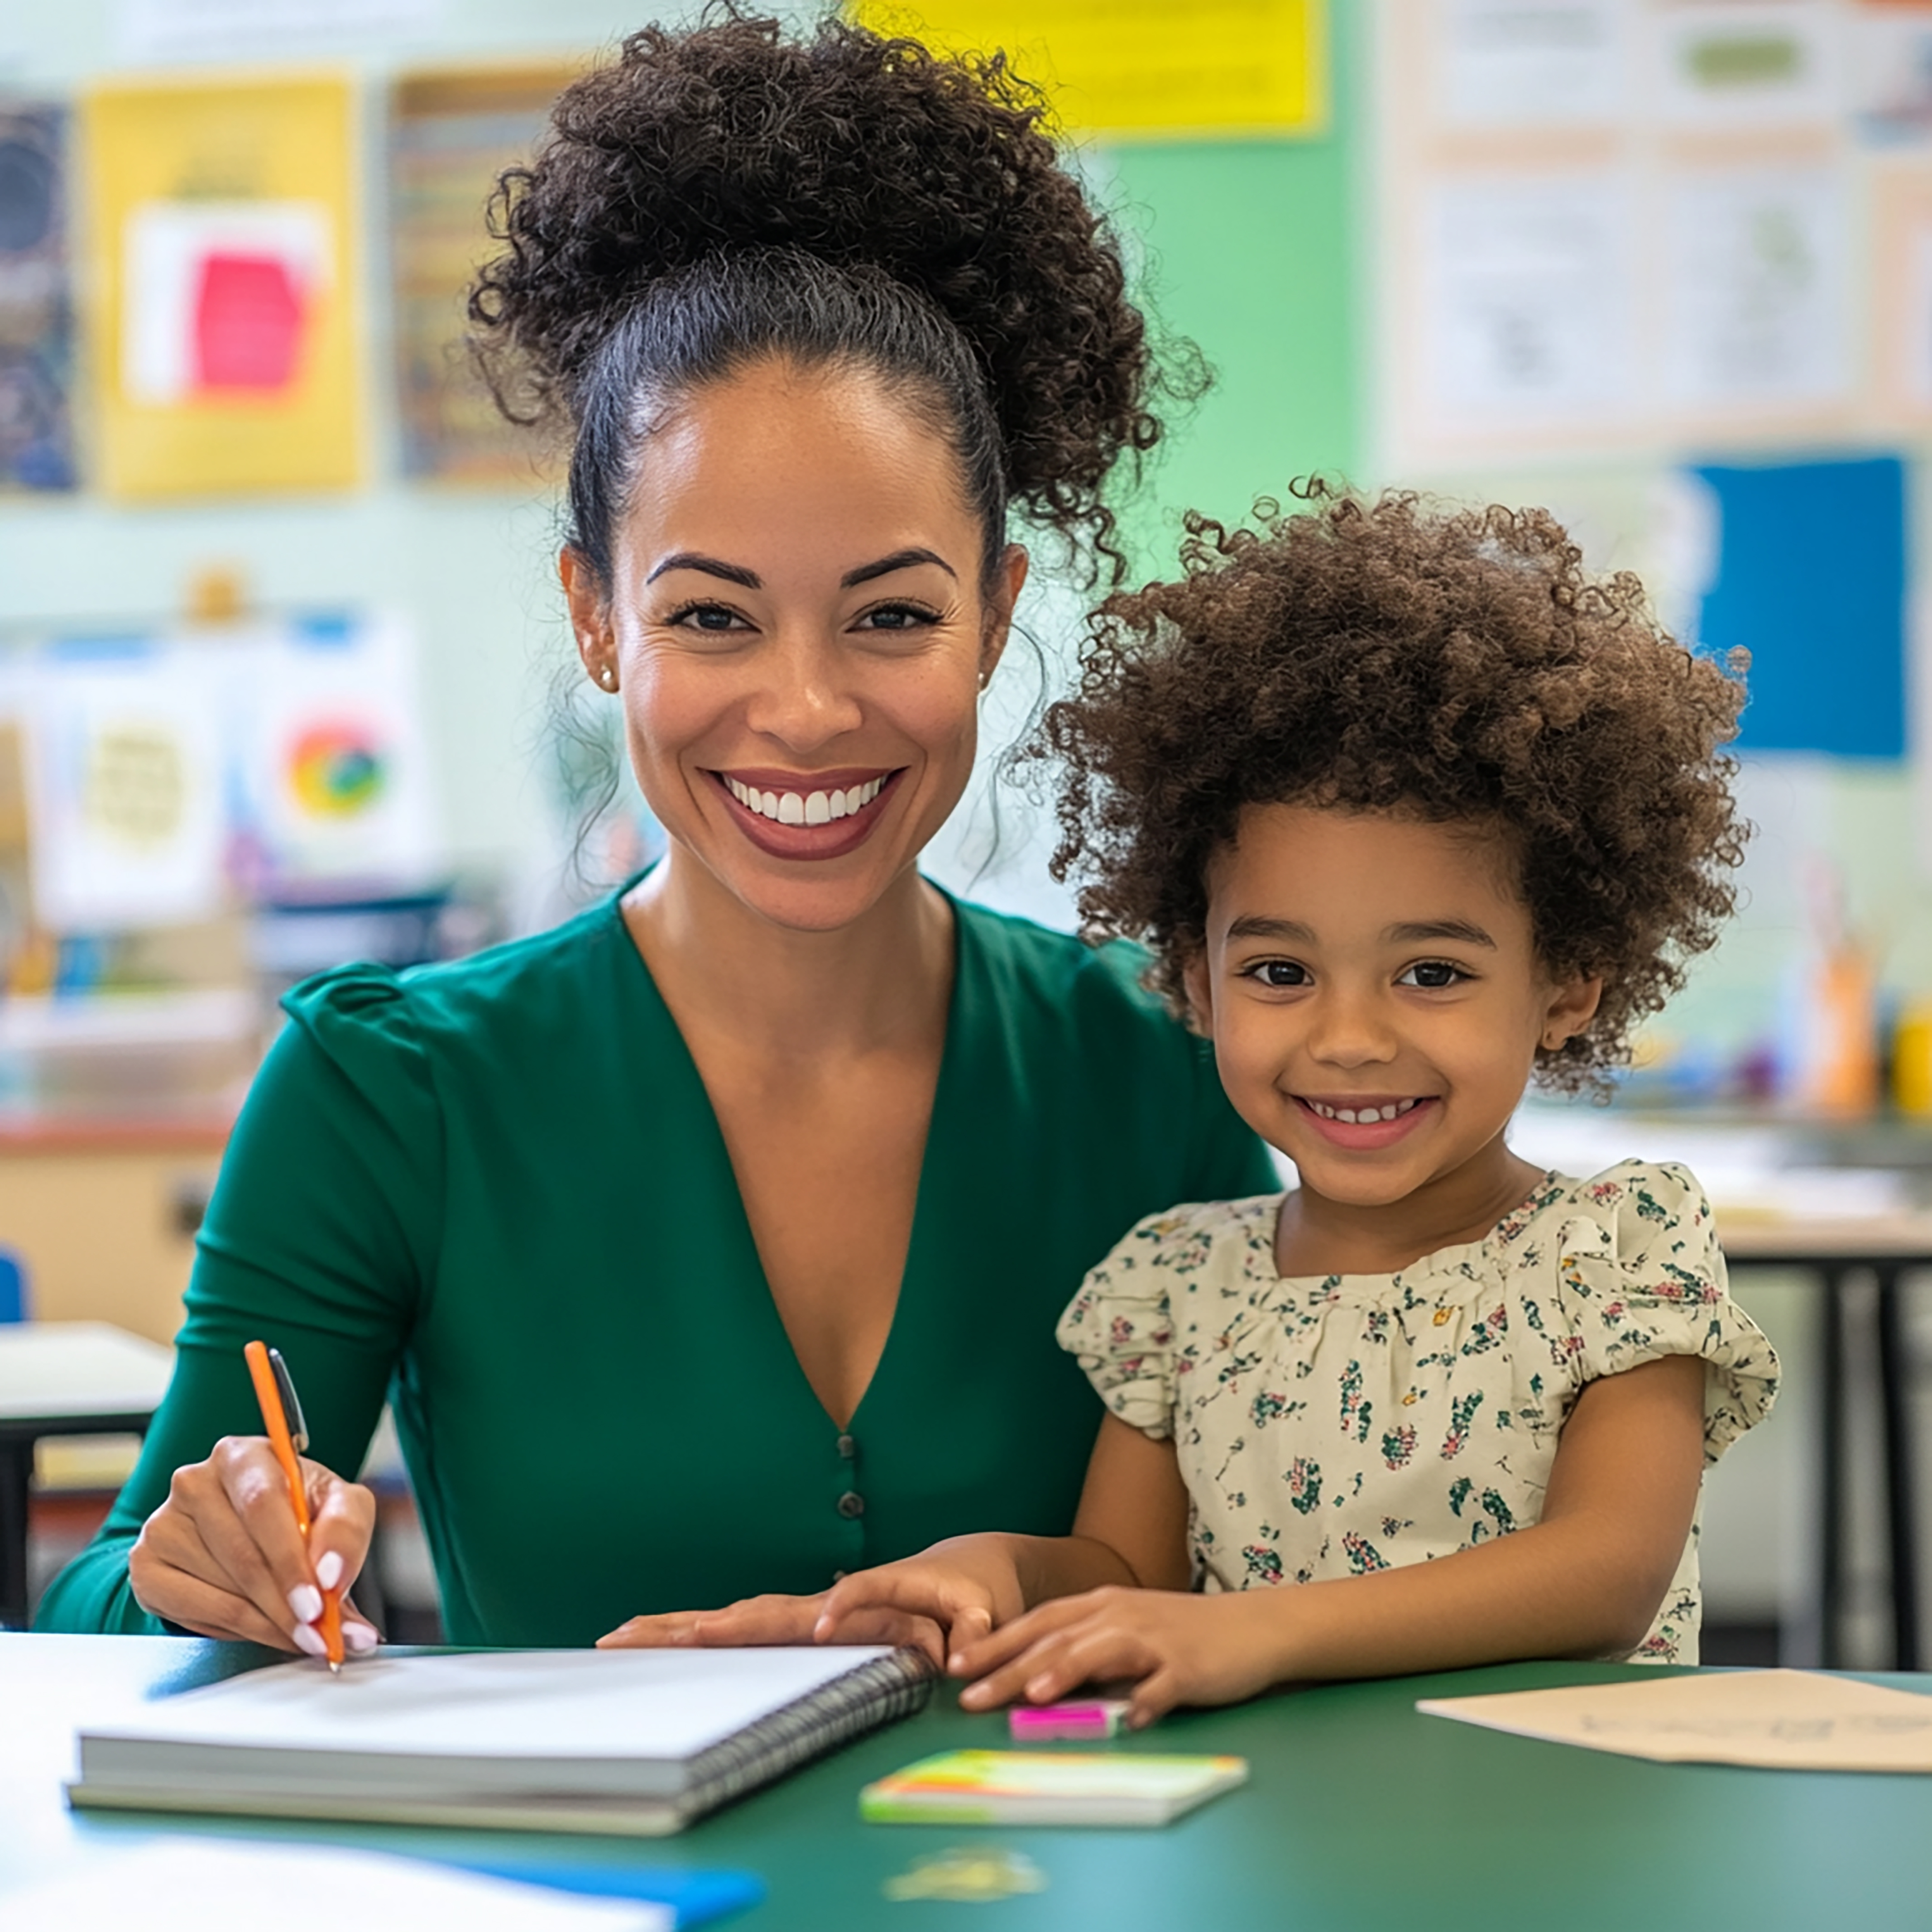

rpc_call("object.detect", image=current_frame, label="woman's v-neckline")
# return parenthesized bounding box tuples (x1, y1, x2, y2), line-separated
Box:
(607, 881, 971, 1434)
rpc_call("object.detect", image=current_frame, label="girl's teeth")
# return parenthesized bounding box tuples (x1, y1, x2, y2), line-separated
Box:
(1311, 1099, 1419, 1123)
(726, 776, 886, 825)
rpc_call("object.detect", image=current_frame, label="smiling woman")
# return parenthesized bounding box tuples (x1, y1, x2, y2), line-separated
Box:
(34, 10, 1275, 1653)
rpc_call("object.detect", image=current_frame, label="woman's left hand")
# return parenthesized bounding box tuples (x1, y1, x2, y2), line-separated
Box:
(951, 1586, 1291, 1727)
(597, 1590, 944, 1661)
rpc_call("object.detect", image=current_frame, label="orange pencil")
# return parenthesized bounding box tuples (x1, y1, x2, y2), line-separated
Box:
(244, 1338, 344, 1671)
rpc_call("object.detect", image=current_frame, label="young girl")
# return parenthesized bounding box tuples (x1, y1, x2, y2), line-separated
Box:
(812, 489, 1780, 1721)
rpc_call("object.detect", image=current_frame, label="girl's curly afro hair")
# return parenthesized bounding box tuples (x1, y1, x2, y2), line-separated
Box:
(468, 7, 1175, 579)
(1040, 489, 1749, 1091)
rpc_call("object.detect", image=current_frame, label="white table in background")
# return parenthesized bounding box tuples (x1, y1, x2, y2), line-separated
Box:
(0, 1321, 173, 1629)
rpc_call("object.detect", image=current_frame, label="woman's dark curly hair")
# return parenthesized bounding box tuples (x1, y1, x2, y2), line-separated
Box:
(1040, 489, 1749, 1091)
(468, 6, 1174, 587)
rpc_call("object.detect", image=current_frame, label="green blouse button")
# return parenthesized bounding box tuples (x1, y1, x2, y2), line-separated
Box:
(837, 1491, 865, 1519)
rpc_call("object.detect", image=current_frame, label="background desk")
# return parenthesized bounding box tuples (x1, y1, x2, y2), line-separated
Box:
(0, 1323, 173, 1629)
(8, 1635, 1932, 1929)
(1724, 1215, 1932, 1671)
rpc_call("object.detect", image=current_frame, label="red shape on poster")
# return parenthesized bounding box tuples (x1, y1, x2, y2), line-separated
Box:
(192, 252, 307, 393)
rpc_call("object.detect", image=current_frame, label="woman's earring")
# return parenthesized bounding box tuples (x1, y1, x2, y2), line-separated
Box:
(599, 665, 617, 691)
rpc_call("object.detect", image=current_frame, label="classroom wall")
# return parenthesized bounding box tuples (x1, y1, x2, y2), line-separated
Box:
(0, 2, 1362, 925)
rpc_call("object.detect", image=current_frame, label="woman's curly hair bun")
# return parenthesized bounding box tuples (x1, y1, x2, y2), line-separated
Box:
(470, 5, 1166, 570)
(1040, 487, 1750, 1092)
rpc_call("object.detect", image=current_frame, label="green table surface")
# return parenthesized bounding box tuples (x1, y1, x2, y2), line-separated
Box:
(6, 1635, 1932, 1928)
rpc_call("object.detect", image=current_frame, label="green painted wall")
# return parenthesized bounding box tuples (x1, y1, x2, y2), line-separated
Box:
(1109, 10, 1361, 572)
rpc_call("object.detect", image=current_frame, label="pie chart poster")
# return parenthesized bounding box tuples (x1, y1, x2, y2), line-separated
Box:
(81, 73, 360, 499)
(1690, 455, 1907, 762)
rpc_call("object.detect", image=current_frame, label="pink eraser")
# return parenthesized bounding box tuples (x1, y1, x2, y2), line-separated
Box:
(1008, 1698, 1131, 1741)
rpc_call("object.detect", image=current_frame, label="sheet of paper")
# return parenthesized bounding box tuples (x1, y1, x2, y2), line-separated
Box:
(1436, 0, 1630, 126)
(82, 74, 360, 498)
(1421, 173, 1635, 426)
(5, 1841, 668, 1932)
(1663, 165, 1849, 409)
(89, 1645, 900, 1762)
(22, 642, 228, 932)
(1420, 1669, 1932, 1770)
(123, 201, 331, 405)
(1650, 1, 1843, 127)
(234, 613, 440, 889)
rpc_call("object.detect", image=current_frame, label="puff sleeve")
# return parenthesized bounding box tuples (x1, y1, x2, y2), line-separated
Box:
(1549, 1160, 1779, 1462)
(1055, 1205, 1234, 1441)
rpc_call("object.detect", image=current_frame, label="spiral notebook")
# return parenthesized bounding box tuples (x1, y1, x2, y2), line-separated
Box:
(68, 1646, 935, 1836)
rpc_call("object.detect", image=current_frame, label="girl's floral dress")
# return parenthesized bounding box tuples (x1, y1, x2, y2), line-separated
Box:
(1056, 1161, 1779, 1663)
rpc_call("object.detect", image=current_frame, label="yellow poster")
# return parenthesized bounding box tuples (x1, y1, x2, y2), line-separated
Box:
(81, 72, 360, 499)
(851, 0, 1326, 140)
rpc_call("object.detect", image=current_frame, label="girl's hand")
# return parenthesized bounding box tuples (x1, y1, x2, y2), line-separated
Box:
(952, 1587, 1291, 1727)
(813, 1535, 1031, 1662)
(597, 1591, 945, 1662)
(128, 1436, 379, 1657)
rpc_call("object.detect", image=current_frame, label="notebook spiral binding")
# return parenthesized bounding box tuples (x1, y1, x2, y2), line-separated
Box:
(678, 1647, 938, 1818)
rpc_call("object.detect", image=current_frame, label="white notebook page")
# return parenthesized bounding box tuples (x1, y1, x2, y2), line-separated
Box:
(86, 1646, 896, 1762)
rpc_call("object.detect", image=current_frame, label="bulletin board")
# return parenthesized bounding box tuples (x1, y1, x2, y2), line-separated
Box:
(1373, 0, 1931, 470)
(80, 71, 360, 499)
(850, 0, 1327, 140)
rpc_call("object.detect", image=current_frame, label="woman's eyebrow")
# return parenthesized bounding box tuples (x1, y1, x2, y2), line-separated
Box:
(1386, 919, 1496, 948)
(646, 552, 761, 587)
(841, 547, 957, 587)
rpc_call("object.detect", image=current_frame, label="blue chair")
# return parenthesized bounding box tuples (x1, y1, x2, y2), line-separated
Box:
(0, 1250, 29, 1324)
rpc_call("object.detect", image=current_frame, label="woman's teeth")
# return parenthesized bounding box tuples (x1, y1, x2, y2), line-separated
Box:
(1308, 1098, 1420, 1124)
(724, 775, 886, 826)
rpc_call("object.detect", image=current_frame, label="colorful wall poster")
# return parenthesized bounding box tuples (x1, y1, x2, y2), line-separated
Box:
(1434, 0, 1630, 127)
(236, 614, 438, 888)
(1685, 456, 1905, 760)
(1649, 1, 1843, 129)
(850, 0, 1326, 139)
(1662, 163, 1851, 412)
(0, 103, 77, 492)
(1419, 171, 1636, 435)
(20, 640, 229, 932)
(80, 73, 360, 499)
(390, 63, 576, 483)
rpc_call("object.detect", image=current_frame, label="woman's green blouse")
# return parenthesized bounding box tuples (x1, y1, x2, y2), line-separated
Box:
(38, 890, 1275, 1646)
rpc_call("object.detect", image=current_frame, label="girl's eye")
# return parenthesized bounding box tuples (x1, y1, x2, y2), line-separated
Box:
(854, 602, 940, 633)
(667, 602, 750, 633)
(1399, 960, 1467, 989)
(1245, 960, 1310, 989)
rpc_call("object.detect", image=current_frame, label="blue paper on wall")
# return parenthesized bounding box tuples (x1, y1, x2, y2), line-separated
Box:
(1688, 455, 1907, 760)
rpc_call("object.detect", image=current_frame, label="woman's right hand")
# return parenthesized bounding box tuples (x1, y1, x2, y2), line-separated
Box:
(128, 1435, 380, 1657)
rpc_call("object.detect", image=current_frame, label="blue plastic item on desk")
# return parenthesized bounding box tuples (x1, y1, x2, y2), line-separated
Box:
(426, 1855, 764, 1926)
